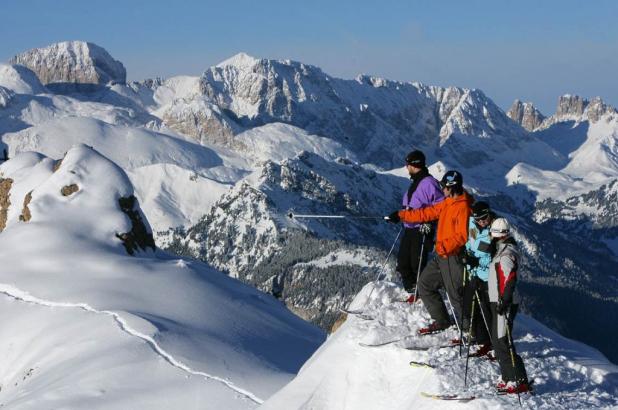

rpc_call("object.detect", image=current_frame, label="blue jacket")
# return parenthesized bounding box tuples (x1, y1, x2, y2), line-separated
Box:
(465, 217, 493, 281)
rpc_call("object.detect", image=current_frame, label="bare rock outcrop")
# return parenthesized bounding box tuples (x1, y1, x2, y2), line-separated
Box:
(116, 195, 156, 255)
(61, 184, 79, 196)
(9, 41, 126, 90)
(0, 178, 13, 231)
(507, 99, 546, 131)
(19, 191, 32, 222)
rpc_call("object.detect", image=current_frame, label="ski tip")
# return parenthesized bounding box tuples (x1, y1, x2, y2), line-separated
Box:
(420, 391, 476, 402)
(409, 361, 434, 369)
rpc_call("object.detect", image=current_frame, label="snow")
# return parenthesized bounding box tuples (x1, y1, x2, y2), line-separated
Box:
(263, 281, 618, 409)
(234, 123, 359, 165)
(0, 145, 325, 408)
(152, 75, 201, 108)
(297, 250, 374, 269)
(2, 117, 251, 233)
(216, 52, 261, 69)
(0, 64, 46, 94)
(127, 163, 232, 232)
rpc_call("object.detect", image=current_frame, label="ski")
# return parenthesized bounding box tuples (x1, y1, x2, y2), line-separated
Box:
(403, 342, 460, 351)
(409, 360, 434, 369)
(359, 336, 409, 347)
(339, 308, 373, 321)
(420, 392, 475, 402)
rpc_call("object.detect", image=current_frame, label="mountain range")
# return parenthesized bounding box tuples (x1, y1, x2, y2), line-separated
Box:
(2, 39, 617, 373)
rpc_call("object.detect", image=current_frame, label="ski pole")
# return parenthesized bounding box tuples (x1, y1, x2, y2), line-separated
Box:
(474, 289, 491, 337)
(445, 258, 466, 354)
(444, 290, 463, 346)
(458, 265, 469, 357)
(411, 233, 426, 313)
(288, 212, 387, 220)
(505, 312, 522, 407)
(345, 225, 403, 312)
(464, 296, 476, 386)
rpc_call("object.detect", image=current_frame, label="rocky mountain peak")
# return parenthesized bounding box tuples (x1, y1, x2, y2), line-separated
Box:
(538, 94, 617, 129)
(215, 52, 261, 69)
(507, 99, 546, 131)
(556, 94, 587, 118)
(9, 41, 126, 90)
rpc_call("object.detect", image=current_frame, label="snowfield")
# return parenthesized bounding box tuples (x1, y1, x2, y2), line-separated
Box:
(0, 146, 324, 409)
(262, 281, 618, 409)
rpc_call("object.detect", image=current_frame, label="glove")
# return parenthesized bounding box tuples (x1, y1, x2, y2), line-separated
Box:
(419, 223, 432, 234)
(496, 298, 511, 315)
(385, 211, 400, 224)
(461, 251, 479, 269)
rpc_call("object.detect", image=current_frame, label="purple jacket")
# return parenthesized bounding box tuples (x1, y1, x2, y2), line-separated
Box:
(402, 176, 444, 229)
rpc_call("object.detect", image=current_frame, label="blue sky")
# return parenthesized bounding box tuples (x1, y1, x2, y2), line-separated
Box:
(1, 0, 617, 113)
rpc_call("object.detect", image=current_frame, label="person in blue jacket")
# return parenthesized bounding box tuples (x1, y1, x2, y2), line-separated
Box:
(461, 201, 496, 356)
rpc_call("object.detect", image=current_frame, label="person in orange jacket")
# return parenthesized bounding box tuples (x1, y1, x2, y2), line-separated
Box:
(386, 170, 473, 335)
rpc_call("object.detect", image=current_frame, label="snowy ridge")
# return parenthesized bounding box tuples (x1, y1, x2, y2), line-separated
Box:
(0, 285, 263, 404)
(263, 282, 618, 409)
(0, 145, 324, 408)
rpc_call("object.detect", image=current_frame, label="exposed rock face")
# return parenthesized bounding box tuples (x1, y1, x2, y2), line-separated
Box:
(556, 95, 587, 118)
(0, 178, 13, 231)
(9, 41, 126, 89)
(116, 195, 156, 255)
(538, 95, 618, 129)
(508, 99, 545, 131)
(61, 184, 79, 196)
(19, 191, 32, 222)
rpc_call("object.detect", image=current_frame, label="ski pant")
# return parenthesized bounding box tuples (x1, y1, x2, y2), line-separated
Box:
(418, 254, 464, 328)
(463, 276, 492, 345)
(490, 303, 528, 383)
(397, 227, 433, 292)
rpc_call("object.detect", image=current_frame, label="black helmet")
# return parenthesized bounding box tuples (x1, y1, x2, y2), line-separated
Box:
(440, 170, 462, 188)
(472, 201, 490, 220)
(405, 150, 425, 167)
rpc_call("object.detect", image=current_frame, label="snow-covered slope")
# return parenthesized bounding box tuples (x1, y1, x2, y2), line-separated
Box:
(262, 282, 618, 409)
(0, 64, 46, 95)
(0, 145, 324, 408)
(1, 117, 250, 232)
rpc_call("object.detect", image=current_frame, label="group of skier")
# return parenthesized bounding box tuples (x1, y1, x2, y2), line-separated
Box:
(384, 150, 531, 395)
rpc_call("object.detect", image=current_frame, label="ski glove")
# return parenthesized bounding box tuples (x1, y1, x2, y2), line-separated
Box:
(419, 223, 432, 234)
(496, 298, 511, 316)
(461, 251, 479, 269)
(386, 211, 401, 223)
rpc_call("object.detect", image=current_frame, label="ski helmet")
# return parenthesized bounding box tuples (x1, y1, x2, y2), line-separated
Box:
(405, 150, 425, 167)
(472, 201, 491, 220)
(440, 170, 462, 188)
(490, 217, 510, 238)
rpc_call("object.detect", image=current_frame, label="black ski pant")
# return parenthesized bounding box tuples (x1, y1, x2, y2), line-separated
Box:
(463, 276, 492, 345)
(490, 303, 528, 383)
(396, 227, 433, 292)
(418, 254, 464, 328)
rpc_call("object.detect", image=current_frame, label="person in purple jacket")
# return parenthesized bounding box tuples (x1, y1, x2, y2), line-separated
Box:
(397, 150, 445, 303)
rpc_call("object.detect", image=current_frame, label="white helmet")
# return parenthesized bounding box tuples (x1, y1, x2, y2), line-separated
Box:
(490, 218, 510, 238)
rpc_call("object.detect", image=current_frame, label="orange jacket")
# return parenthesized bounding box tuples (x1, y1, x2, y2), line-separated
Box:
(398, 191, 473, 257)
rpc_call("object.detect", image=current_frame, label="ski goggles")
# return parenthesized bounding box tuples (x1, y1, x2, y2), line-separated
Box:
(473, 212, 490, 221)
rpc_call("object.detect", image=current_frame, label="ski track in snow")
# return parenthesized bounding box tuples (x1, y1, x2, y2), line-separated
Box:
(0, 284, 263, 405)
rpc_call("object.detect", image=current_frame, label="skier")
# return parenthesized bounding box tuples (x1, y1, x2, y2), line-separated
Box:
(488, 217, 531, 394)
(396, 150, 444, 302)
(386, 170, 472, 335)
(462, 201, 495, 357)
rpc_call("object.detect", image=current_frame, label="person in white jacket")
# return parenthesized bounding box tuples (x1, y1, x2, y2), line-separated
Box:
(488, 218, 530, 394)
